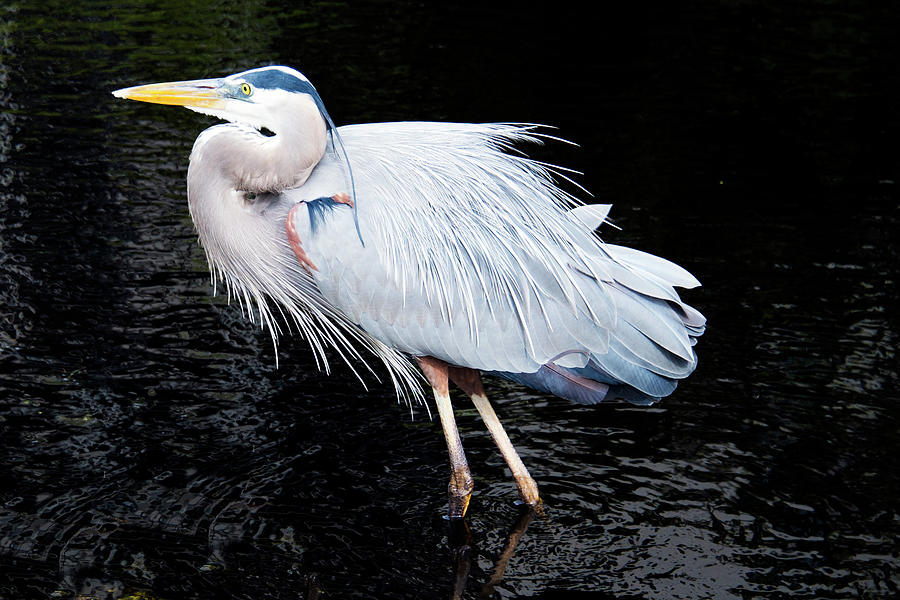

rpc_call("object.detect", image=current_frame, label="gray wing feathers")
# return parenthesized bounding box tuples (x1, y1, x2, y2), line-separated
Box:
(604, 243, 702, 289)
(569, 204, 613, 230)
(304, 122, 704, 398)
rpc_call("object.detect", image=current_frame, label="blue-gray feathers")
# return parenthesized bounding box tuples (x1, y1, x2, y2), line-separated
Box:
(293, 122, 706, 406)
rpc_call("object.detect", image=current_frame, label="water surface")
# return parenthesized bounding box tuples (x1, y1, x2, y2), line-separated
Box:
(1, 1, 898, 598)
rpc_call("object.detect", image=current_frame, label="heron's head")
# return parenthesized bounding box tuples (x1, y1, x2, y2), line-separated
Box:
(112, 65, 333, 137)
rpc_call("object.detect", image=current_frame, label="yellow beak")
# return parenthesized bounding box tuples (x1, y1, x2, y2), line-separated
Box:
(112, 78, 227, 110)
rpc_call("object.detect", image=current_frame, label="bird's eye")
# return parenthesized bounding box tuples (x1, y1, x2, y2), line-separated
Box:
(241, 83, 252, 96)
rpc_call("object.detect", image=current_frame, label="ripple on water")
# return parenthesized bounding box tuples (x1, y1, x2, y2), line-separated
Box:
(2, 2, 900, 598)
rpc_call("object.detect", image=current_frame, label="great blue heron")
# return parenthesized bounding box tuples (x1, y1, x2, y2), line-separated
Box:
(112, 65, 705, 518)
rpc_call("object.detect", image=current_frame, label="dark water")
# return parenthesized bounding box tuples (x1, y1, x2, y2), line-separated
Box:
(2, 1, 898, 598)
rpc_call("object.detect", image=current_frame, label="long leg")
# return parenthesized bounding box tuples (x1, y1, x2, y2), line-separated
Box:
(448, 367, 541, 508)
(417, 357, 475, 518)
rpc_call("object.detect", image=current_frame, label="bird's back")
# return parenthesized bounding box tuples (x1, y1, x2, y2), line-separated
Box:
(289, 122, 705, 403)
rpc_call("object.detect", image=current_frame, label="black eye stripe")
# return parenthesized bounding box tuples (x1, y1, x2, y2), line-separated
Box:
(242, 70, 317, 96)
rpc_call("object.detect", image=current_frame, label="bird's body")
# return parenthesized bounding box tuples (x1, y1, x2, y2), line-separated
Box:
(113, 66, 705, 517)
(284, 122, 704, 401)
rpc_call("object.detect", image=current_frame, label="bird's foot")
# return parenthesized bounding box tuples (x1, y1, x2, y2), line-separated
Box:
(448, 467, 475, 519)
(286, 203, 319, 274)
(331, 192, 353, 208)
(514, 475, 542, 513)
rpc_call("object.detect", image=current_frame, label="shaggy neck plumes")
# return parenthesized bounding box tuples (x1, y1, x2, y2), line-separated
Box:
(182, 113, 422, 406)
(218, 99, 328, 193)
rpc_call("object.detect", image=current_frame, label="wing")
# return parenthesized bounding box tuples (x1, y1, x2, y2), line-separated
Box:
(287, 122, 705, 399)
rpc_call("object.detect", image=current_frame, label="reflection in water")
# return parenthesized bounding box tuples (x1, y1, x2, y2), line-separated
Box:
(1, 1, 899, 599)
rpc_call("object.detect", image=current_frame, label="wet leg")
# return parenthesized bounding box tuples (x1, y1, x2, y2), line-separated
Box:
(417, 357, 475, 518)
(449, 367, 541, 508)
